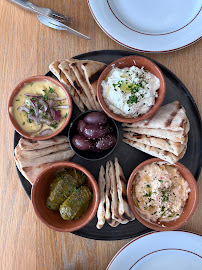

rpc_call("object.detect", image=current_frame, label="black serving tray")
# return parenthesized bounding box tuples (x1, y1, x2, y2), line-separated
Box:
(14, 50, 202, 240)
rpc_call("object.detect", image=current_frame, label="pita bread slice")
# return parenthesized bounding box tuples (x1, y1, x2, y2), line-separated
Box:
(15, 156, 50, 184)
(123, 127, 185, 143)
(81, 60, 107, 111)
(59, 60, 93, 110)
(18, 136, 68, 150)
(107, 220, 120, 227)
(123, 139, 187, 164)
(69, 61, 97, 110)
(105, 161, 120, 227)
(49, 60, 85, 112)
(114, 158, 135, 222)
(15, 148, 75, 185)
(96, 166, 106, 229)
(123, 101, 190, 133)
(15, 143, 71, 160)
(123, 133, 188, 156)
(105, 161, 112, 223)
(108, 160, 126, 224)
(106, 160, 129, 225)
(16, 149, 75, 168)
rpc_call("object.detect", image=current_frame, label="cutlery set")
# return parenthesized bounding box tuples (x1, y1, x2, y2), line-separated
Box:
(9, 0, 90, 40)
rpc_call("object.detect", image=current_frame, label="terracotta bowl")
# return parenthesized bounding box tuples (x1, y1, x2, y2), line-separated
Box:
(8, 76, 72, 140)
(31, 162, 99, 232)
(127, 158, 198, 231)
(97, 56, 166, 123)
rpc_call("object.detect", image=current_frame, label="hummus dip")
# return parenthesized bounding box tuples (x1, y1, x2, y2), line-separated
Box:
(9, 80, 69, 137)
(101, 66, 160, 118)
(132, 162, 190, 222)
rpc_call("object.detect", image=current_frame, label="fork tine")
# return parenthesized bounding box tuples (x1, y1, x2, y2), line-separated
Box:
(51, 11, 74, 21)
(47, 14, 73, 24)
(52, 15, 73, 24)
(52, 17, 73, 24)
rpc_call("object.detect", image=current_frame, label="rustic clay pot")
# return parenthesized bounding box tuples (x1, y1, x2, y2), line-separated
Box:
(31, 162, 99, 232)
(127, 158, 198, 231)
(97, 56, 166, 123)
(8, 76, 72, 140)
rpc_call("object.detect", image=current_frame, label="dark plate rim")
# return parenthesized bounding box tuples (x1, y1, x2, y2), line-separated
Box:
(14, 50, 202, 240)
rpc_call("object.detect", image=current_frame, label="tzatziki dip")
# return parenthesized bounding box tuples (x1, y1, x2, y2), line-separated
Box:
(132, 162, 190, 223)
(101, 66, 160, 118)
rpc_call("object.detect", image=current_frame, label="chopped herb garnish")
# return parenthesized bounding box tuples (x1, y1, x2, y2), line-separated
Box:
(30, 82, 33, 86)
(43, 93, 48, 101)
(143, 192, 152, 197)
(65, 113, 68, 118)
(168, 215, 173, 217)
(146, 184, 150, 188)
(113, 80, 123, 90)
(22, 122, 25, 125)
(158, 179, 163, 182)
(16, 99, 20, 101)
(50, 123, 58, 129)
(117, 80, 122, 87)
(152, 211, 157, 215)
(176, 213, 179, 216)
(49, 87, 53, 93)
(127, 95, 138, 105)
(161, 206, 165, 212)
(163, 196, 169, 202)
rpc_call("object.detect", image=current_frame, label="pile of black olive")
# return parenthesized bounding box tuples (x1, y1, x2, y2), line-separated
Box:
(72, 112, 117, 152)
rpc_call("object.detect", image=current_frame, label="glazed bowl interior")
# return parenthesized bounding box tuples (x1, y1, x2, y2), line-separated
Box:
(127, 158, 198, 231)
(8, 76, 72, 140)
(68, 111, 119, 160)
(97, 55, 166, 123)
(31, 162, 99, 232)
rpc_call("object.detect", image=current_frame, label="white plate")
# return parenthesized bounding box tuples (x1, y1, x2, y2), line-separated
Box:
(88, 0, 202, 52)
(107, 231, 202, 270)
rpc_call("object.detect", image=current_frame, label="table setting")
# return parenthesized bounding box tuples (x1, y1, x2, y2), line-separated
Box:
(0, 1, 201, 269)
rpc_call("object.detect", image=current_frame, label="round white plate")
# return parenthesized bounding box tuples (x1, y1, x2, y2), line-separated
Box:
(88, 0, 202, 52)
(107, 231, 202, 270)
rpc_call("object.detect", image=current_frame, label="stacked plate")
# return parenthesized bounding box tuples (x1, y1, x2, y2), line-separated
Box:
(88, 0, 202, 52)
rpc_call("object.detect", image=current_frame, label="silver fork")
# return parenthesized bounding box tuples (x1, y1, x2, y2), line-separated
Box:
(9, 0, 73, 24)
(26, 2, 74, 24)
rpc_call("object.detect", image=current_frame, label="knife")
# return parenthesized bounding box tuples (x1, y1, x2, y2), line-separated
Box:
(8, 0, 90, 40)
